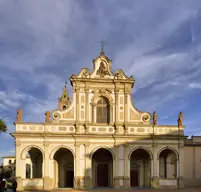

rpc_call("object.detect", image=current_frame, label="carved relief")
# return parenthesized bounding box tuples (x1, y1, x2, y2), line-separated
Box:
(142, 114, 150, 122)
(81, 69, 90, 78)
(53, 112, 61, 120)
(96, 62, 109, 77)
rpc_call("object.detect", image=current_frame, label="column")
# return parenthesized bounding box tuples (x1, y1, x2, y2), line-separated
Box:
(15, 141, 23, 190)
(123, 144, 130, 188)
(43, 143, 51, 190)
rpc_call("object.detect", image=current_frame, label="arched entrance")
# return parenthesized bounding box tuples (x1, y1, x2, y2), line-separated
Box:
(92, 148, 113, 188)
(53, 148, 74, 188)
(130, 148, 151, 187)
(159, 148, 177, 179)
(26, 147, 43, 178)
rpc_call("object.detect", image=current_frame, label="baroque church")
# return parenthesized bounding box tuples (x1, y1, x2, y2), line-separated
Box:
(12, 50, 201, 190)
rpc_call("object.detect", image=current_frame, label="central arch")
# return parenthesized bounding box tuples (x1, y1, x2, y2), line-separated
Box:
(53, 148, 74, 188)
(92, 148, 113, 188)
(130, 148, 152, 188)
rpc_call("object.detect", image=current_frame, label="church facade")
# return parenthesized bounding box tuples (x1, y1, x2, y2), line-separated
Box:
(12, 51, 186, 190)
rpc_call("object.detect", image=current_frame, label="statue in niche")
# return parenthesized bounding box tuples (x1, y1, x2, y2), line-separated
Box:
(16, 107, 23, 123)
(45, 111, 51, 124)
(96, 62, 109, 77)
(153, 111, 157, 125)
(178, 112, 183, 127)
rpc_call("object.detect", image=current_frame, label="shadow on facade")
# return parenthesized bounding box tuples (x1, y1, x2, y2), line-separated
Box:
(72, 128, 184, 190)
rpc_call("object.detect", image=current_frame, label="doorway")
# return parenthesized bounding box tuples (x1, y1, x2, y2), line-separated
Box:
(92, 148, 113, 188)
(97, 164, 109, 187)
(65, 170, 74, 187)
(130, 170, 139, 187)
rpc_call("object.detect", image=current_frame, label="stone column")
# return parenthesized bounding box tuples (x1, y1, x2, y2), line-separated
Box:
(43, 143, 51, 190)
(15, 141, 23, 191)
(123, 144, 130, 188)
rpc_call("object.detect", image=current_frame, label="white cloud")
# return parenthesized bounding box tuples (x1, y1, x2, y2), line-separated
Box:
(188, 82, 201, 89)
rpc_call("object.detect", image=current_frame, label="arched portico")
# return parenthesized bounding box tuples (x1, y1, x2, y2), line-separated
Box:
(21, 145, 44, 179)
(158, 147, 178, 179)
(53, 147, 74, 188)
(130, 148, 152, 187)
(91, 147, 114, 188)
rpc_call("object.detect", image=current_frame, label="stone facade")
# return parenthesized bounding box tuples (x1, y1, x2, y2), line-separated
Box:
(11, 51, 186, 190)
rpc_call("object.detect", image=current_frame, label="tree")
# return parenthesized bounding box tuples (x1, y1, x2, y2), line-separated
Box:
(0, 119, 7, 133)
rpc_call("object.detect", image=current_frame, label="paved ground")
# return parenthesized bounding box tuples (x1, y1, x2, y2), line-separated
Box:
(16, 188, 201, 192)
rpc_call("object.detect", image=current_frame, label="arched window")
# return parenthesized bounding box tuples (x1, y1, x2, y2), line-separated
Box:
(96, 97, 110, 124)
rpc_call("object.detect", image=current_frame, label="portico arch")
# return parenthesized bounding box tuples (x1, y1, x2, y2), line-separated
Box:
(21, 145, 44, 179)
(130, 148, 152, 187)
(91, 147, 114, 188)
(53, 147, 74, 188)
(158, 147, 178, 179)
(49, 145, 75, 160)
(128, 146, 153, 160)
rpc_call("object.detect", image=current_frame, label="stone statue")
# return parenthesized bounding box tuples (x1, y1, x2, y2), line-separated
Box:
(153, 111, 157, 125)
(178, 112, 183, 127)
(16, 107, 22, 123)
(45, 111, 51, 124)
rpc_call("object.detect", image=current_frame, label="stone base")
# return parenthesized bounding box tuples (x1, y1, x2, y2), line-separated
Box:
(123, 176, 130, 188)
(16, 177, 23, 191)
(74, 176, 92, 189)
(151, 176, 159, 188)
(113, 176, 124, 188)
(178, 177, 184, 188)
(43, 176, 52, 190)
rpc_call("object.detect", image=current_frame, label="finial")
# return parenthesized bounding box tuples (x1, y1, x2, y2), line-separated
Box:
(100, 40, 105, 55)
(64, 81, 67, 88)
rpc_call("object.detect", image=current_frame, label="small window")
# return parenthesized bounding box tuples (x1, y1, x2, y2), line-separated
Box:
(9, 160, 12, 164)
(63, 105, 67, 110)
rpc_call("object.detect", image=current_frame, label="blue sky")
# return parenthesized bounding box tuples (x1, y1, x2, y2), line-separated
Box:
(0, 0, 201, 162)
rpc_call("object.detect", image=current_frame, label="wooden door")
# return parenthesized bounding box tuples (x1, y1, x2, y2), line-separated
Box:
(66, 170, 74, 187)
(97, 164, 109, 187)
(130, 170, 139, 187)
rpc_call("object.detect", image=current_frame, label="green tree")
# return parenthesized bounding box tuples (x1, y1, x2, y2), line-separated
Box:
(0, 119, 7, 133)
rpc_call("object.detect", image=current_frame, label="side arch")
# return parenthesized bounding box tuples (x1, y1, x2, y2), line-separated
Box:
(157, 146, 179, 160)
(90, 146, 115, 160)
(128, 146, 153, 160)
(49, 145, 75, 159)
(21, 145, 44, 160)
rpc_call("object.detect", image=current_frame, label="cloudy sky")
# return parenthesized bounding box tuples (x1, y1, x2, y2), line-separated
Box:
(0, 0, 201, 162)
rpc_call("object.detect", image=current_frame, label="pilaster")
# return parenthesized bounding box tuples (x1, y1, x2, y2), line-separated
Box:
(15, 141, 24, 191)
(43, 142, 51, 190)
(74, 144, 82, 189)
(123, 144, 130, 188)
(84, 144, 92, 189)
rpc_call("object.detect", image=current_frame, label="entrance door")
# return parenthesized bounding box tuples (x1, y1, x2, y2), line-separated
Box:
(130, 170, 139, 187)
(66, 170, 74, 187)
(97, 164, 109, 187)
